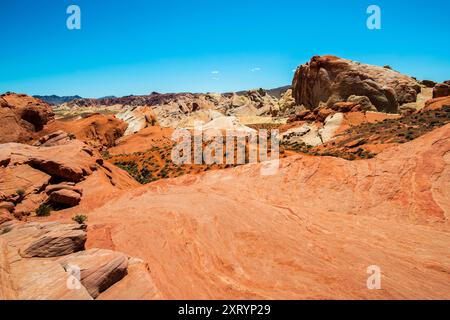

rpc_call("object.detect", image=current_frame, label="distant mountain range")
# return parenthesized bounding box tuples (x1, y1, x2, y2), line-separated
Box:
(33, 86, 291, 106)
(34, 95, 83, 105)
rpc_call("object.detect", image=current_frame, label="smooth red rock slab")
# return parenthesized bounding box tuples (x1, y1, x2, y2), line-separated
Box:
(0, 165, 50, 199)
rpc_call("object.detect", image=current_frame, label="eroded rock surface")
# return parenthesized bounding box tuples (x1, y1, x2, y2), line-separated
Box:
(85, 124, 450, 299)
(292, 55, 421, 113)
(0, 93, 54, 144)
(0, 221, 156, 300)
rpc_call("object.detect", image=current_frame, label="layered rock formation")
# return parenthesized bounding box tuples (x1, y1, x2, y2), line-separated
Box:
(116, 106, 157, 135)
(56, 89, 285, 129)
(292, 55, 421, 113)
(0, 136, 138, 220)
(0, 220, 155, 300)
(0, 93, 54, 143)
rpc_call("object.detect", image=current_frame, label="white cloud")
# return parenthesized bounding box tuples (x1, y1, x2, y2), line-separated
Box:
(251, 67, 261, 72)
(211, 70, 220, 74)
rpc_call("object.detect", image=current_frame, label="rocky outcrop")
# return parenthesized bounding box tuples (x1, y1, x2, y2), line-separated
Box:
(116, 107, 157, 135)
(39, 114, 128, 149)
(292, 55, 421, 113)
(0, 221, 155, 300)
(0, 138, 138, 218)
(0, 93, 54, 143)
(422, 96, 450, 112)
(433, 82, 450, 98)
(19, 223, 86, 258)
(59, 90, 283, 130)
(34, 131, 72, 147)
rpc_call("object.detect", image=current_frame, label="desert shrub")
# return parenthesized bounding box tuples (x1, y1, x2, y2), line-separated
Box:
(72, 214, 88, 224)
(36, 204, 52, 217)
(102, 150, 111, 159)
(16, 188, 25, 197)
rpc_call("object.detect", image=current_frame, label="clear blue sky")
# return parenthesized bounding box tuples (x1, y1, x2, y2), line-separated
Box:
(1, 0, 449, 97)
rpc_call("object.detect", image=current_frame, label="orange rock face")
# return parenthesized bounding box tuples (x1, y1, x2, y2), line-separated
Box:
(40, 114, 128, 149)
(422, 96, 450, 112)
(0, 93, 54, 143)
(83, 124, 450, 299)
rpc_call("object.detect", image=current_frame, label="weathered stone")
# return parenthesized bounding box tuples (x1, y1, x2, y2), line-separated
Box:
(0, 93, 54, 144)
(20, 226, 86, 258)
(0, 211, 13, 226)
(0, 165, 51, 200)
(48, 189, 82, 207)
(433, 83, 450, 98)
(0, 202, 15, 213)
(33, 130, 71, 147)
(58, 248, 129, 298)
(14, 193, 47, 218)
(420, 80, 437, 88)
(292, 55, 420, 113)
(0, 141, 99, 182)
(45, 183, 82, 195)
(347, 95, 377, 111)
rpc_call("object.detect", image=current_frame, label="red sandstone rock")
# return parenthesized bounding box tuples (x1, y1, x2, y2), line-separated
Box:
(0, 93, 54, 143)
(39, 114, 128, 149)
(433, 83, 450, 98)
(292, 55, 420, 113)
(48, 189, 82, 207)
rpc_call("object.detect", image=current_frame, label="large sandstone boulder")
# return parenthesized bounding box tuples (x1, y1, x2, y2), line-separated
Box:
(292, 55, 421, 113)
(47, 189, 82, 207)
(433, 83, 450, 98)
(0, 93, 54, 143)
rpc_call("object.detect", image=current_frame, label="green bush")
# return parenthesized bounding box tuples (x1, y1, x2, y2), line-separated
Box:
(36, 204, 52, 217)
(16, 188, 25, 197)
(72, 214, 88, 224)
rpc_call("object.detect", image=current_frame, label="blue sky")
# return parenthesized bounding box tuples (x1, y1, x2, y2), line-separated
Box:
(0, 0, 449, 97)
